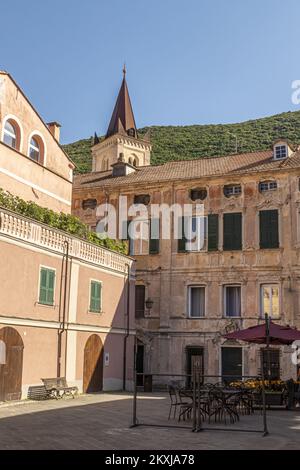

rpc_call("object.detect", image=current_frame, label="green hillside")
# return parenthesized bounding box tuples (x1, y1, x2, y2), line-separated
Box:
(63, 111, 300, 174)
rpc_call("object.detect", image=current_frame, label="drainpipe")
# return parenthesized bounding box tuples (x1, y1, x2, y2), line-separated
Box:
(123, 262, 131, 391)
(57, 240, 69, 377)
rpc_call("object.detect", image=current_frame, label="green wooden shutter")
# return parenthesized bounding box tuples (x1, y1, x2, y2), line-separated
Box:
(121, 220, 128, 240)
(208, 214, 219, 251)
(90, 281, 101, 312)
(178, 216, 187, 253)
(95, 282, 101, 312)
(149, 218, 160, 254)
(259, 210, 279, 249)
(121, 220, 133, 255)
(223, 213, 242, 250)
(46, 270, 55, 305)
(39, 268, 55, 305)
(135, 285, 145, 318)
(39, 268, 48, 304)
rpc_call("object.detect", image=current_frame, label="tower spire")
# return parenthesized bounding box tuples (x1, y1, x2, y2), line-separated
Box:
(105, 66, 137, 139)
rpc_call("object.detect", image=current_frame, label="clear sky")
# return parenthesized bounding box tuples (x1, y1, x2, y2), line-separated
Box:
(1, 0, 300, 144)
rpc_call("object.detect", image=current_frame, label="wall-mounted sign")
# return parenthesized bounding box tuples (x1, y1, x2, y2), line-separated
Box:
(104, 352, 109, 366)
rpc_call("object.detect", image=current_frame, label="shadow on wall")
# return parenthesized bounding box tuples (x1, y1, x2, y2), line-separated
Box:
(0, 270, 135, 400)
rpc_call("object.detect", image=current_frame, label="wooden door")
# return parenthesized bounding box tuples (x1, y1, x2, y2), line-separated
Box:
(186, 347, 204, 387)
(0, 327, 24, 401)
(83, 335, 103, 393)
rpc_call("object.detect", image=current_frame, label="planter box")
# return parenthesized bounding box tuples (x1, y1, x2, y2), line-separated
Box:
(254, 391, 285, 406)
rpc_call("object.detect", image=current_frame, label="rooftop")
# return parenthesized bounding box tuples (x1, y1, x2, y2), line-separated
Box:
(74, 148, 300, 190)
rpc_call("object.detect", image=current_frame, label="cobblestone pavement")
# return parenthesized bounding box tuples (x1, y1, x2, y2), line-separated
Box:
(0, 393, 299, 450)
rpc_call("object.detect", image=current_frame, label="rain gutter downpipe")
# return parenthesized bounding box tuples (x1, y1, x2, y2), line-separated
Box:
(57, 240, 69, 377)
(123, 262, 131, 391)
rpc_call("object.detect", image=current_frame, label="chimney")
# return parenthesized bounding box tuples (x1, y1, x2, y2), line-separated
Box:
(47, 122, 61, 142)
(111, 153, 137, 177)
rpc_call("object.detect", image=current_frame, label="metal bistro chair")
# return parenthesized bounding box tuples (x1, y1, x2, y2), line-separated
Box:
(208, 388, 240, 425)
(237, 389, 254, 415)
(168, 385, 190, 420)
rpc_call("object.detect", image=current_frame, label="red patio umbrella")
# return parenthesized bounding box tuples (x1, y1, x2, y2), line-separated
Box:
(224, 318, 300, 345)
(224, 315, 300, 382)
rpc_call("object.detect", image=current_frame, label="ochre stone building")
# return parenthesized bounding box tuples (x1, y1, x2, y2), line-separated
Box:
(0, 72, 135, 401)
(73, 73, 300, 384)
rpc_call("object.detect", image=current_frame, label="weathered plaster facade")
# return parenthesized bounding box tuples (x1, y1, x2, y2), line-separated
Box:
(0, 71, 74, 213)
(0, 72, 136, 401)
(73, 146, 300, 382)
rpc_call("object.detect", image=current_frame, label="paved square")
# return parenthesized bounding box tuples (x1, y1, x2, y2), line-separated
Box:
(0, 393, 299, 450)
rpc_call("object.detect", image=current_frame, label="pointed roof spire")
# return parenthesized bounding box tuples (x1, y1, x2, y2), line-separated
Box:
(93, 132, 100, 145)
(106, 66, 137, 139)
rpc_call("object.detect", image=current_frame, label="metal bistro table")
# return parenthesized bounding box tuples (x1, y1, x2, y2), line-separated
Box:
(179, 387, 243, 426)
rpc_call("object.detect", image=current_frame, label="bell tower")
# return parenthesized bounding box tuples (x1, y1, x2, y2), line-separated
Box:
(92, 66, 151, 172)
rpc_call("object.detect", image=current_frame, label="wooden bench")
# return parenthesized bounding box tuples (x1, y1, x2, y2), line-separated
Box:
(41, 377, 78, 400)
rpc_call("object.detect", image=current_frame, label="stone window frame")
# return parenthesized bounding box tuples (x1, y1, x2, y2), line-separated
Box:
(274, 144, 287, 160)
(187, 284, 207, 318)
(223, 184, 242, 198)
(222, 284, 242, 318)
(259, 180, 278, 192)
(259, 283, 281, 319)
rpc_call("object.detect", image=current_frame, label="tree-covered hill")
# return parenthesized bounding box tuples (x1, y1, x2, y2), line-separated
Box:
(63, 110, 300, 174)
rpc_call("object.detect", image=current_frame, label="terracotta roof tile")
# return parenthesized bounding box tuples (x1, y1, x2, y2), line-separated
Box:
(74, 149, 300, 190)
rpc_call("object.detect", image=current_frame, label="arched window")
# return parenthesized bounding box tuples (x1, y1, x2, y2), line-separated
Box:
(128, 157, 133, 165)
(3, 119, 20, 150)
(133, 158, 137, 167)
(28, 135, 44, 164)
(0, 340, 6, 365)
(29, 137, 40, 161)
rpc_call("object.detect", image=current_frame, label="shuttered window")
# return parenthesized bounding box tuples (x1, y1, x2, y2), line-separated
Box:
(177, 216, 187, 253)
(259, 210, 279, 249)
(223, 213, 242, 250)
(135, 285, 145, 318)
(208, 214, 219, 251)
(39, 267, 55, 305)
(149, 218, 160, 254)
(90, 281, 102, 313)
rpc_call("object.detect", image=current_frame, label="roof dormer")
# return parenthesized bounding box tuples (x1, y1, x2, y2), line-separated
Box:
(273, 139, 293, 160)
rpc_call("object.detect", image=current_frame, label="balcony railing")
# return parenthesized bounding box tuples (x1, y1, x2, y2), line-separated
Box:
(0, 208, 133, 274)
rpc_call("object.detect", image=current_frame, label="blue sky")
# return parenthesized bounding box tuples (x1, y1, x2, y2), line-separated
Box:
(1, 0, 300, 144)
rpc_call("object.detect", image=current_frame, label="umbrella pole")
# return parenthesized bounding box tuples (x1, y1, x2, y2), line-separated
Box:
(265, 313, 271, 380)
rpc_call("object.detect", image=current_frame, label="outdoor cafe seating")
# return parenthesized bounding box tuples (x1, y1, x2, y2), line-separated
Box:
(168, 381, 254, 425)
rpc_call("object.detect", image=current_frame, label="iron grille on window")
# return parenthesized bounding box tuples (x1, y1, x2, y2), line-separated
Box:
(261, 348, 280, 380)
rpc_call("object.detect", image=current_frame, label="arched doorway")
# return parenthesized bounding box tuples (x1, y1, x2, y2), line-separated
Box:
(83, 335, 103, 393)
(0, 327, 24, 401)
